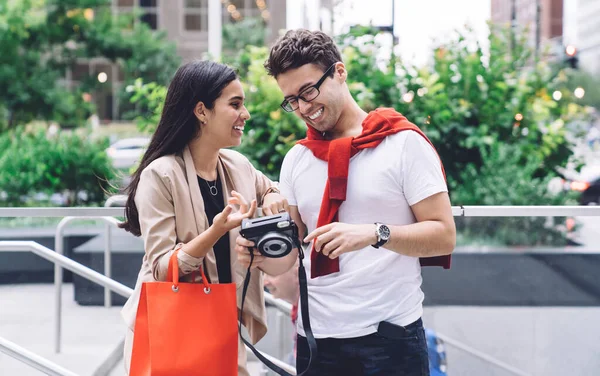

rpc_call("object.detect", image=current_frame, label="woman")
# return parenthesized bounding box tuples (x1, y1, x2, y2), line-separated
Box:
(119, 60, 297, 375)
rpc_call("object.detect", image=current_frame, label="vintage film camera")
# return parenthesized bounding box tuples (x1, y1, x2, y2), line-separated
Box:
(240, 212, 298, 258)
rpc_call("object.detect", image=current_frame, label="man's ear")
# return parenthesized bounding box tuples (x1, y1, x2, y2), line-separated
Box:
(194, 102, 208, 124)
(334, 62, 347, 82)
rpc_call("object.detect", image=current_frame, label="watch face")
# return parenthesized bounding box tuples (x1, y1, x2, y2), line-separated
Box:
(379, 224, 391, 240)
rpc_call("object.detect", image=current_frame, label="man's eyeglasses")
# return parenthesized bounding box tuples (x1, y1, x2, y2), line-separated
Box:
(280, 64, 336, 113)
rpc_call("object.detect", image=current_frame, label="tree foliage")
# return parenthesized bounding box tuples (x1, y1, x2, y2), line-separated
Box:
(0, 0, 179, 130)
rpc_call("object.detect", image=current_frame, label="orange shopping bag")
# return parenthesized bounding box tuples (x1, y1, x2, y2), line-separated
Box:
(129, 249, 238, 376)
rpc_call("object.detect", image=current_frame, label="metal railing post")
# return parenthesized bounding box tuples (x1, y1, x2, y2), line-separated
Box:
(275, 311, 285, 363)
(53, 216, 121, 353)
(103, 195, 127, 308)
(53, 217, 71, 354)
(104, 222, 112, 308)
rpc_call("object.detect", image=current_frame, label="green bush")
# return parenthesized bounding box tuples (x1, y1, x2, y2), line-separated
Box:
(0, 126, 116, 206)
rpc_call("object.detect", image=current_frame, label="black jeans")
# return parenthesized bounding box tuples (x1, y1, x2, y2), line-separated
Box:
(296, 318, 429, 376)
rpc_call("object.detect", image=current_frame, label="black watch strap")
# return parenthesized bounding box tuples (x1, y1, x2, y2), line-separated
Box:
(373, 237, 387, 248)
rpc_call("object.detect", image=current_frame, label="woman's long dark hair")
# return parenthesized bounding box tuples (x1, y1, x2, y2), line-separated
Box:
(120, 60, 237, 236)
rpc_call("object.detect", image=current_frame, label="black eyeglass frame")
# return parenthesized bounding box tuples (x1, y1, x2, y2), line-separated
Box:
(280, 63, 336, 112)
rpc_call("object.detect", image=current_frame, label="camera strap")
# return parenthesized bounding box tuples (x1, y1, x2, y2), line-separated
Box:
(239, 237, 317, 375)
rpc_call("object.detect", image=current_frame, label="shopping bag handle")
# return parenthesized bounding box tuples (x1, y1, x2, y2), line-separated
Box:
(167, 248, 211, 293)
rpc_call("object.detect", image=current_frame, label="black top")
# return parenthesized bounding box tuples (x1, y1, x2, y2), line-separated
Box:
(197, 174, 232, 284)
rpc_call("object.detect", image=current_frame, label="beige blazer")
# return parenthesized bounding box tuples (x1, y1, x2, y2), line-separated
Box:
(121, 145, 274, 373)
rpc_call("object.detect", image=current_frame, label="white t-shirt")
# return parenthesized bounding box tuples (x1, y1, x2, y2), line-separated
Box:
(279, 130, 448, 339)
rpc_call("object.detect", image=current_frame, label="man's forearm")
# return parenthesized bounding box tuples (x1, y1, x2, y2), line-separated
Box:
(386, 220, 455, 258)
(259, 249, 298, 276)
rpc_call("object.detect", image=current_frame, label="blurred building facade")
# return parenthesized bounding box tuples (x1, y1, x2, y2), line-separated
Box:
(492, 0, 599, 75)
(74, 0, 334, 121)
(575, 0, 600, 74)
(491, 0, 563, 55)
(120, 0, 333, 60)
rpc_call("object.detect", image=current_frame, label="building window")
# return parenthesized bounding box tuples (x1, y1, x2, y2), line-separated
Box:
(140, 0, 159, 29)
(185, 0, 203, 7)
(183, 0, 208, 32)
(141, 12, 158, 29)
(115, 0, 159, 30)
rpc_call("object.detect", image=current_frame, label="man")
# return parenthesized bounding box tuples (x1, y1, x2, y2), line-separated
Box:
(238, 29, 455, 376)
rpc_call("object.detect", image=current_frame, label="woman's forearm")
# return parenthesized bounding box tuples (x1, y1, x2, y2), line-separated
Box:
(181, 225, 224, 258)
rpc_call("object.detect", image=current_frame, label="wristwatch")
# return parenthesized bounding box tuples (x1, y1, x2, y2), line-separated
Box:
(372, 223, 391, 248)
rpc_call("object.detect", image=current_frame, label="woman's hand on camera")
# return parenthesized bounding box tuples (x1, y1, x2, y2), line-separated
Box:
(212, 190, 256, 236)
(235, 236, 266, 269)
(262, 193, 289, 216)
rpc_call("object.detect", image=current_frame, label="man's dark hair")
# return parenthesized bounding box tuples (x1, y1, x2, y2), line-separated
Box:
(264, 29, 342, 78)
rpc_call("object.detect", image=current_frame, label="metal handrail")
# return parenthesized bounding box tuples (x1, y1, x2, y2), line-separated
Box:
(105, 195, 128, 208)
(1, 205, 600, 218)
(264, 292, 293, 315)
(0, 336, 79, 376)
(0, 207, 124, 217)
(0, 241, 133, 296)
(435, 333, 532, 376)
(255, 350, 296, 374)
(0, 241, 295, 375)
(54, 216, 121, 353)
(454, 205, 600, 217)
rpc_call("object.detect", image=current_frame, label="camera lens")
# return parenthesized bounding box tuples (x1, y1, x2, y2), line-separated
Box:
(269, 243, 281, 252)
(257, 232, 293, 258)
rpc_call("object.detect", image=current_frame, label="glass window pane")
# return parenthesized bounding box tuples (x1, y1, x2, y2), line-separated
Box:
(141, 13, 158, 29)
(184, 14, 204, 31)
(185, 0, 204, 8)
(140, 0, 157, 7)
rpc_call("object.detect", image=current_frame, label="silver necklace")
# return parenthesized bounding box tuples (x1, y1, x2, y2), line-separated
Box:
(205, 179, 218, 196)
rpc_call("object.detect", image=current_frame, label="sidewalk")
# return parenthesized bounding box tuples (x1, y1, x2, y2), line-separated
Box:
(0, 283, 124, 375)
